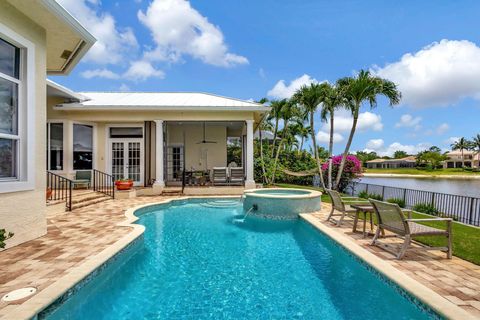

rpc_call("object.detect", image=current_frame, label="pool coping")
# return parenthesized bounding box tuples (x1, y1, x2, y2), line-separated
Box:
(300, 213, 476, 320)
(4, 195, 473, 319)
(244, 187, 322, 199)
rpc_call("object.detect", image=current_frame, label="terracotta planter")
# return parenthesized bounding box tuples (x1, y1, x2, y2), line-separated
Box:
(115, 180, 133, 191)
(46, 187, 53, 200)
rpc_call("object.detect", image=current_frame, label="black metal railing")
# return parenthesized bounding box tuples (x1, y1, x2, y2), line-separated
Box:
(181, 168, 186, 194)
(47, 171, 73, 211)
(347, 182, 480, 226)
(93, 169, 115, 199)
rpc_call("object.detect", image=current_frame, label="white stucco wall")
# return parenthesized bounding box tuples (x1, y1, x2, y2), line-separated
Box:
(0, 2, 47, 249)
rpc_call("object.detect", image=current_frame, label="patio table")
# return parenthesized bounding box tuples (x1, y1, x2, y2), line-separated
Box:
(350, 204, 375, 238)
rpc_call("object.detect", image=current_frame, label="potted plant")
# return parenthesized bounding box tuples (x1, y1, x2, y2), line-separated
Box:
(46, 187, 53, 200)
(115, 178, 134, 191)
(0, 229, 13, 249)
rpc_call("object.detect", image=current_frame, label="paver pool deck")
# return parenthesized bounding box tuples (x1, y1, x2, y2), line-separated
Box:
(0, 197, 479, 319)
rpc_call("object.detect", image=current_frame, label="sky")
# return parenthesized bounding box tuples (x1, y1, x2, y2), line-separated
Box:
(51, 0, 480, 156)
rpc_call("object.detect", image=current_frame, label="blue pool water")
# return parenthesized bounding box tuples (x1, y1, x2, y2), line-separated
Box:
(42, 199, 436, 319)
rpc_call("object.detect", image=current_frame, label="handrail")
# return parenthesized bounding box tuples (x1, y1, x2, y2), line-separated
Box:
(181, 168, 186, 194)
(93, 169, 115, 199)
(46, 171, 73, 211)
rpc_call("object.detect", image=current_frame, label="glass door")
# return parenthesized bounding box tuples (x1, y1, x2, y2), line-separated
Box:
(110, 139, 143, 185)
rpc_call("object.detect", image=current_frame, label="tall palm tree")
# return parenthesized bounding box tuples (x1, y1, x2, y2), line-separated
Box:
(320, 83, 344, 189)
(256, 98, 269, 184)
(271, 99, 295, 183)
(334, 70, 401, 189)
(451, 137, 471, 168)
(297, 124, 311, 153)
(472, 134, 480, 153)
(293, 83, 329, 189)
(268, 99, 287, 157)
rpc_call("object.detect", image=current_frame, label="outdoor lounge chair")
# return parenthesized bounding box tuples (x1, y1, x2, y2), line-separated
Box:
(72, 170, 92, 189)
(369, 199, 452, 259)
(326, 189, 371, 226)
(212, 167, 228, 186)
(229, 167, 244, 185)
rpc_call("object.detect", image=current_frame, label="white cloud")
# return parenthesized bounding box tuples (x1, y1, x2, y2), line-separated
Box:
(58, 0, 138, 64)
(316, 131, 344, 144)
(366, 139, 384, 150)
(81, 68, 120, 79)
(444, 136, 459, 145)
(119, 83, 130, 91)
(321, 110, 383, 133)
(373, 39, 480, 108)
(267, 74, 318, 99)
(138, 0, 248, 67)
(123, 60, 165, 81)
(259, 68, 266, 79)
(395, 114, 422, 129)
(365, 139, 431, 157)
(436, 123, 450, 135)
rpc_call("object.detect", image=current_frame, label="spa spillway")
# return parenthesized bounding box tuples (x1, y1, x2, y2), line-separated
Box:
(242, 188, 322, 220)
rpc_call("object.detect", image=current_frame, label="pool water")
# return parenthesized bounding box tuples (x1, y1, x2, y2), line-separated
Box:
(42, 199, 436, 319)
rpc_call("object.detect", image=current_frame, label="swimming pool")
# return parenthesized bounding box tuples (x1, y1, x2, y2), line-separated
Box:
(41, 198, 437, 319)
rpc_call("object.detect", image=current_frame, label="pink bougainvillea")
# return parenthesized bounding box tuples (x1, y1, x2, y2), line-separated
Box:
(321, 155, 362, 191)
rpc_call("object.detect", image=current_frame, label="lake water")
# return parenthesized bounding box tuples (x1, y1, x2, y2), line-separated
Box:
(359, 176, 480, 198)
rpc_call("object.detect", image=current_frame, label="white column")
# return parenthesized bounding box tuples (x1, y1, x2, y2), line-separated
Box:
(154, 120, 165, 187)
(245, 119, 255, 188)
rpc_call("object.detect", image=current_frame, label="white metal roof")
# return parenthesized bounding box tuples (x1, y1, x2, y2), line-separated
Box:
(47, 79, 88, 101)
(56, 92, 268, 112)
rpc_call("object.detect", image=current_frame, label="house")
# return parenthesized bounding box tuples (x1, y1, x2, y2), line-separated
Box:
(46, 87, 268, 191)
(365, 156, 417, 169)
(443, 150, 480, 168)
(0, 0, 95, 248)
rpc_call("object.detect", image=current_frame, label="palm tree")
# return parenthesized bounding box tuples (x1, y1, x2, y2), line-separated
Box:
(472, 134, 480, 153)
(451, 137, 471, 168)
(271, 99, 295, 183)
(334, 70, 401, 190)
(268, 99, 287, 157)
(297, 124, 311, 153)
(293, 83, 329, 189)
(319, 83, 344, 189)
(256, 98, 269, 184)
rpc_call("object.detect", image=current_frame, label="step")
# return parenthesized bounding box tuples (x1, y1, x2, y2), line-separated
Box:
(71, 196, 111, 210)
(72, 192, 107, 204)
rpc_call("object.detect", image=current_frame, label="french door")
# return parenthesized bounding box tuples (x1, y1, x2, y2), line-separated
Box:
(110, 139, 143, 185)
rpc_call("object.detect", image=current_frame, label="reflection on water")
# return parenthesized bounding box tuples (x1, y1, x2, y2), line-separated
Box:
(360, 176, 480, 197)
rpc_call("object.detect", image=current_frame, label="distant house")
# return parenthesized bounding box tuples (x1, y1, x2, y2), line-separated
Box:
(443, 151, 480, 168)
(365, 156, 417, 169)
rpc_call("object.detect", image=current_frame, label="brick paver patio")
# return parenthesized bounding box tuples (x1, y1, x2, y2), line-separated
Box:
(0, 198, 479, 318)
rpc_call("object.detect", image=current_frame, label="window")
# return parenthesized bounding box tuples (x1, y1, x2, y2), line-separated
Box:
(0, 23, 35, 193)
(110, 127, 143, 138)
(73, 124, 93, 170)
(0, 38, 20, 180)
(47, 123, 63, 170)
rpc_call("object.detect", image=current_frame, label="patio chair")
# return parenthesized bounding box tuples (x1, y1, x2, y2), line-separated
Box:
(72, 170, 92, 189)
(212, 167, 228, 186)
(229, 167, 244, 185)
(326, 189, 371, 226)
(369, 199, 452, 259)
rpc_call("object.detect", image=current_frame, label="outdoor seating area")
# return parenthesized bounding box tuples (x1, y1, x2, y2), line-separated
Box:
(185, 167, 246, 187)
(325, 189, 453, 260)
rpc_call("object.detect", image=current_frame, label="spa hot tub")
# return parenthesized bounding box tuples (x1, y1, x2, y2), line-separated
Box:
(242, 188, 322, 220)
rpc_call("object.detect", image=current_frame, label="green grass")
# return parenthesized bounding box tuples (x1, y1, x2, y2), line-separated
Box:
(364, 168, 480, 176)
(275, 183, 480, 265)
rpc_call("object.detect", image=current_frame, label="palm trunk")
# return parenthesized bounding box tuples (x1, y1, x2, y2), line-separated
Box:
(271, 120, 288, 184)
(328, 111, 334, 189)
(310, 111, 326, 190)
(334, 106, 359, 190)
(259, 126, 269, 184)
(299, 136, 304, 153)
(271, 119, 279, 157)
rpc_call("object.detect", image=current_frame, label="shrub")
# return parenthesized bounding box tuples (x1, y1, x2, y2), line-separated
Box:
(412, 203, 439, 216)
(358, 190, 383, 201)
(387, 198, 406, 208)
(0, 229, 14, 249)
(321, 155, 362, 192)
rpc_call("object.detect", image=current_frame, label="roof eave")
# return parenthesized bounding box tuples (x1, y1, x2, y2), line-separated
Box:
(54, 104, 271, 112)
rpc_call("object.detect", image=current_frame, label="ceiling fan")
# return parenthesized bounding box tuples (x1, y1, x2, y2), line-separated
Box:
(196, 122, 217, 144)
